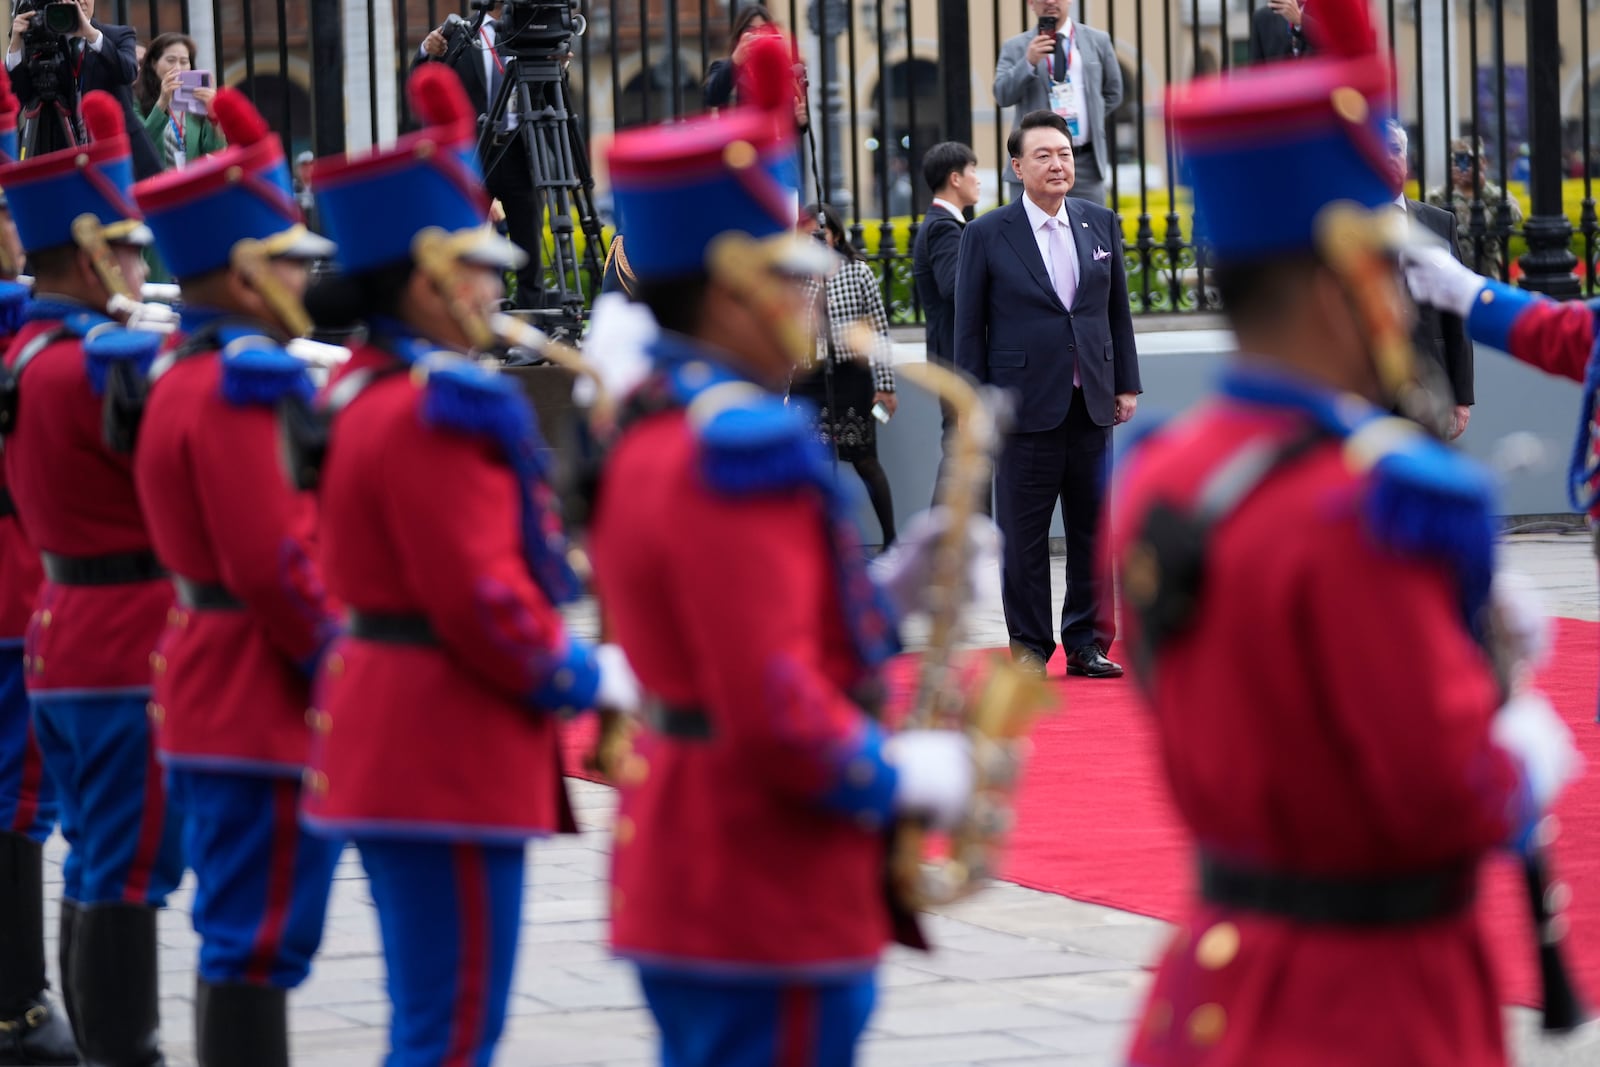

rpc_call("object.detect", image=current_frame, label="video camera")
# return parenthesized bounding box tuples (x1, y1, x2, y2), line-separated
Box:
(496, 0, 585, 62)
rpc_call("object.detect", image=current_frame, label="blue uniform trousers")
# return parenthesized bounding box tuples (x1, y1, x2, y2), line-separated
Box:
(168, 768, 340, 987)
(0, 646, 56, 842)
(356, 838, 525, 1067)
(637, 967, 878, 1067)
(30, 692, 184, 906)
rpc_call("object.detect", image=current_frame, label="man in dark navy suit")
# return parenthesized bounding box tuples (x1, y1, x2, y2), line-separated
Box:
(912, 140, 979, 501)
(954, 109, 1139, 679)
(7, 0, 161, 177)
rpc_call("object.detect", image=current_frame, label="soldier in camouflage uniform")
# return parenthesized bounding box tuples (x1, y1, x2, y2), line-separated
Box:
(1426, 136, 1524, 279)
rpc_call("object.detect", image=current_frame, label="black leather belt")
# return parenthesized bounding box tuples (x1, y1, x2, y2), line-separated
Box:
(173, 576, 244, 611)
(1199, 854, 1477, 926)
(347, 611, 439, 646)
(643, 699, 714, 741)
(41, 549, 166, 586)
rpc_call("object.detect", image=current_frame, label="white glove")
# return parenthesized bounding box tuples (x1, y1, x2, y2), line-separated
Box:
(871, 507, 1002, 619)
(1400, 243, 1487, 319)
(594, 642, 642, 716)
(1492, 690, 1582, 812)
(884, 729, 974, 832)
(1490, 569, 1552, 677)
(576, 293, 658, 406)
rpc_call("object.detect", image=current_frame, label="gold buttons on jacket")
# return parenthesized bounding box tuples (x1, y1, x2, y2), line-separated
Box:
(614, 816, 635, 846)
(618, 754, 649, 786)
(146, 702, 164, 725)
(149, 652, 167, 675)
(302, 769, 329, 797)
(1195, 922, 1240, 970)
(38, 610, 50, 629)
(326, 653, 344, 678)
(1187, 1003, 1226, 1046)
(305, 708, 331, 734)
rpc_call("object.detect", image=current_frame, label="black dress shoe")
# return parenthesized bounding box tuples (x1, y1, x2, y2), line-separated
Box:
(0, 996, 79, 1065)
(1066, 644, 1124, 678)
(1008, 641, 1049, 679)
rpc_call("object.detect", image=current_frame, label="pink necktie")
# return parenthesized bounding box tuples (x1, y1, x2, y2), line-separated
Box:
(1048, 218, 1081, 386)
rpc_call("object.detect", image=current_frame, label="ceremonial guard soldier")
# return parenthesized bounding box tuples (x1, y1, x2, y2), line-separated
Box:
(0, 92, 185, 1065)
(590, 33, 981, 1065)
(0, 66, 78, 1065)
(124, 89, 341, 1066)
(299, 65, 639, 1067)
(1111, 3, 1582, 1064)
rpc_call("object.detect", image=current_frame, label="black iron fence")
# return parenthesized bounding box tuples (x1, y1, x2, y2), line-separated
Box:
(52, 1, 1600, 317)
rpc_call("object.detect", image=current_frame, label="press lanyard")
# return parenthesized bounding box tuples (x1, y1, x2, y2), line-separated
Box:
(1046, 22, 1075, 81)
(168, 113, 186, 153)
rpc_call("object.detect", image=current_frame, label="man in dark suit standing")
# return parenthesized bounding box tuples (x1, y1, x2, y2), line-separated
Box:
(1247, 0, 1313, 64)
(7, 0, 161, 177)
(954, 109, 1140, 679)
(912, 140, 979, 498)
(1386, 120, 1472, 439)
(418, 2, 543, 309)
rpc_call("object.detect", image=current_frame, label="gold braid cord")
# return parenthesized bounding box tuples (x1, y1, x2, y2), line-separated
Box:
(888, 361, 1049, 910)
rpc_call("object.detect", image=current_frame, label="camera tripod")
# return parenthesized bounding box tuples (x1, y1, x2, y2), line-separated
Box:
(12, 13, 83, 159)
(446, 9, 606, 343)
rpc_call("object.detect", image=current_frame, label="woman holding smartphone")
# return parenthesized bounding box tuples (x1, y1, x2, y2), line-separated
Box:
(791, 202, 900, 547)
(134, 33, 226, 173)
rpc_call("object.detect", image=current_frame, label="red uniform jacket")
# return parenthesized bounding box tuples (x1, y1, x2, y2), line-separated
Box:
(0, 296, 40, 642)
(303, 339, 596, 842)
(134, 316, 337, 774)
(1112, 369, 1523, 1067)
(590, 343, 902, 977)
(3, 307, 171, 697)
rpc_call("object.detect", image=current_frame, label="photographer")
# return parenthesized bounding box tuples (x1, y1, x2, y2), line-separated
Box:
(416, 1, 572, 310)
(7, 0, 161, 177)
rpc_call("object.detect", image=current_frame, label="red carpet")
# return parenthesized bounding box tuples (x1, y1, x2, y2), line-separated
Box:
(563, 619, 1600, 1009)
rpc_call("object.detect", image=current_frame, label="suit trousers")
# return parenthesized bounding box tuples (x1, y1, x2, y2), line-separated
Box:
(996, 387, 1113, 659)
(483, 144, 544, 311)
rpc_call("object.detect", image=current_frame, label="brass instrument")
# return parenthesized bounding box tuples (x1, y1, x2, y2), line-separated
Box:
(888, 360, 1049, 910)
(490, 311, 634, 781)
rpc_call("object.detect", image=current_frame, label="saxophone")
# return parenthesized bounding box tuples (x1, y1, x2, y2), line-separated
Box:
(888, 360, 1049, 910)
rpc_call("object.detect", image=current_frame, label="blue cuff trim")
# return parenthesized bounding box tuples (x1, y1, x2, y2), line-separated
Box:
(816, 720, 899, 828)
(1467, 279, 1537, 354)
(530, 640, 602, 714)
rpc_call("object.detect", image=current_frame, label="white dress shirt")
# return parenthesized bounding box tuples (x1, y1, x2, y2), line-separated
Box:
(931, 197, 965, 222)
(1021, 192, 1080, 299)
(7, 26, 106, 72)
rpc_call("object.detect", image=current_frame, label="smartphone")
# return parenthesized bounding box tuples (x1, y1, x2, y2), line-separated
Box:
(871, 402, 891, 424)
(1038, 15, 1058, 36)
(172, 70, 213, 116)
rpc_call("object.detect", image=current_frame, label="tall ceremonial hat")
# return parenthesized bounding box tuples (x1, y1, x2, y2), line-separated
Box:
(1168, 0, 1396, 262)
(310, 64, 523, 274)
(604, 30, 823, 280)
(131, 89, 333, 280)
(0, 91, 150, 254)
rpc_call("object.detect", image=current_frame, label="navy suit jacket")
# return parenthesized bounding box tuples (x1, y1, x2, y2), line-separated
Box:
(911, 207, 963, 365)
(953, 196, 1139, 432)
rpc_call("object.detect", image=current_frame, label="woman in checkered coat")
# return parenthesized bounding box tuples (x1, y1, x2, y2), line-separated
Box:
(790, 202, 899, 545)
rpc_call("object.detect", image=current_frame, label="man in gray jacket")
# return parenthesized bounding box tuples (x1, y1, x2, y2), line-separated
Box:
(994, 0, 1122, 205)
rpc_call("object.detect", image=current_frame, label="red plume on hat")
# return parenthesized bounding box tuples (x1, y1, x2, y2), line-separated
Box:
(409, 62, 476, 136)
(212, 87, 272, 146)
(735, 30, 799, 117)
(1306, 0, 1381, 58)
(81, 91, 128, 146)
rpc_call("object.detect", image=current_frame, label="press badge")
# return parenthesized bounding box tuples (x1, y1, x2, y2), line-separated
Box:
(1049, 79, 1081, 141)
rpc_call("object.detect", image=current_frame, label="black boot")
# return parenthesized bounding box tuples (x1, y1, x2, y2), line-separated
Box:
(0, 832, 78, 1065)
(68, 905, 163, 1067)
(56, 901, 79, 1050)
(194, 982, 287, 1067)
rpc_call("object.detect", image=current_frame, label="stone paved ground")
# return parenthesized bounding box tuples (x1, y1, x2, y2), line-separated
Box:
(38, 533, 1600, 1064)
